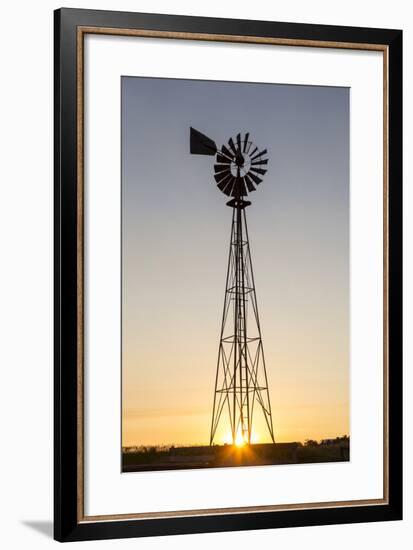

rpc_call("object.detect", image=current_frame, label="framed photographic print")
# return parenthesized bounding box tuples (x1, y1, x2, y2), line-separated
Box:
(54, 8, 402, 542)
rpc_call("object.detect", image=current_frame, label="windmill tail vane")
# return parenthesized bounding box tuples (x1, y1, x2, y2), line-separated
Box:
(190, 127, 275, 447)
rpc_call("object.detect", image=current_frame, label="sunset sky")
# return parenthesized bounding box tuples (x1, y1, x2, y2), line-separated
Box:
(121, 77, 349, 447)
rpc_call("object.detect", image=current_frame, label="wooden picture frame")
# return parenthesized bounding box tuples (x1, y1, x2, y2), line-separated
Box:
(54, 7, 402, 542)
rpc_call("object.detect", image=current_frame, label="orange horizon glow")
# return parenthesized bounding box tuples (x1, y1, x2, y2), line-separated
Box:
(122, 406, 350, 448)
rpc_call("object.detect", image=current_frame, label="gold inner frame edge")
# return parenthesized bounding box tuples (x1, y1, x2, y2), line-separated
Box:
(76, 26, 389, 523)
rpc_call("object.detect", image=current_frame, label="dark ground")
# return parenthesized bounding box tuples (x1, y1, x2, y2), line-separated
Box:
(122, 441, 350, 472)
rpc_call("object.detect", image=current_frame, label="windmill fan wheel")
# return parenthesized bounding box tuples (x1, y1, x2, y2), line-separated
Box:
(214, 132, 268, 197)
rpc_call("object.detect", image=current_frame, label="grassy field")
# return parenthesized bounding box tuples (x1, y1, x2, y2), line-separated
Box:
(122, 439, 349, 472)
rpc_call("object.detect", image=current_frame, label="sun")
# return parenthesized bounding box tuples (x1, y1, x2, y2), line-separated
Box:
(235, 432, 247, 447)
(222, 430, 259, 447)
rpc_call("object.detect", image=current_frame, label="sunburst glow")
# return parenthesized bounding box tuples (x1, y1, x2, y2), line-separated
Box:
(222, 429, 261, 446)
(235, 432, 246, 447)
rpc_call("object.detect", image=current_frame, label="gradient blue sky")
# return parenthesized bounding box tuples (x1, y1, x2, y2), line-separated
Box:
(121, 76, 349, 447)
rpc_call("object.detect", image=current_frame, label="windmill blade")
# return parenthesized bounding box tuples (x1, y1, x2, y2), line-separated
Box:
(232, 177, 247, 197)
(250, 145, 258, 157)
(221, 145, 234, 160)
(251, 158, 269, 166)
(215, 173, 234, 195)
(243, 133, 250, 153)
(250, 167, 267, 176)
(244, 174, 256, 192)
(222, 175, 235, 197)
(248, 171, 263, 185)
(190, 127, 217, 156)
(216, 153, 231, 164)
(214, 164, 231, 174)
(216, 146, 233, 164)
(217, 174, 234, 195)
(251, 148, 268, 161)
(228, 137, 238, 156)
(214, 170, 231, 184)
(236, 133, 242, 153)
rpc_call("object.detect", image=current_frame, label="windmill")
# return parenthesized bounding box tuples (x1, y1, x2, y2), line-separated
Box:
(190, 127, 275, 446)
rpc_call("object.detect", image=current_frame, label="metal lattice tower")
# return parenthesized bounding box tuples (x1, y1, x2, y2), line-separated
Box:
(190, 127, 275, 446)
(210, 199, 275, 445)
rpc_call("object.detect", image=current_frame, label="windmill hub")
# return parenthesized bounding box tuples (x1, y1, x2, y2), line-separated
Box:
(235, 152, 244, 166)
